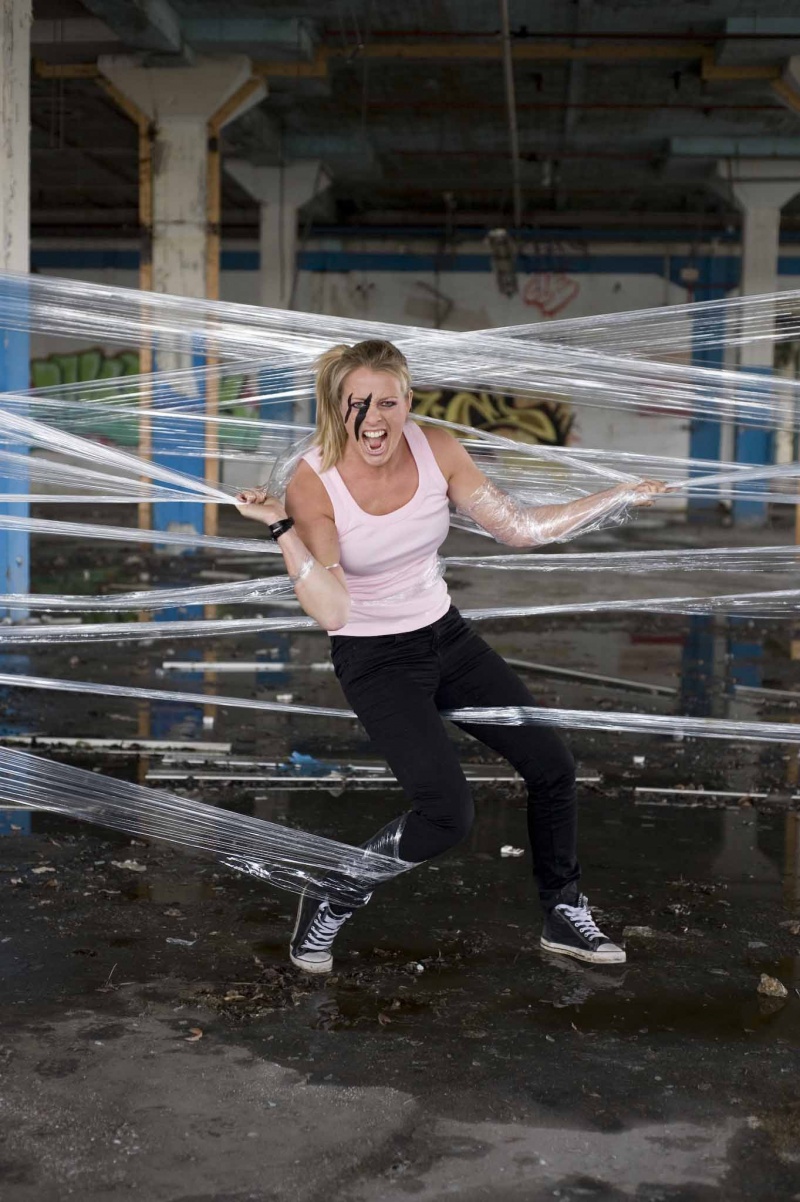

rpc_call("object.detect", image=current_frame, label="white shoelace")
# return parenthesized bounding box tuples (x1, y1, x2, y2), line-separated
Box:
(302, 904, 352, 952)
(558, 896, 605, 942)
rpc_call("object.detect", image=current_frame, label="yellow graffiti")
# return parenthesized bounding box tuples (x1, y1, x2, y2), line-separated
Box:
(413, 388, 574, 447)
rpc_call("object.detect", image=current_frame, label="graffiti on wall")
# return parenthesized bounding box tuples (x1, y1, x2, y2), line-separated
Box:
(30, 349, 575, 450)
(30, 349, 141, 391)
(29, 348, 260, 448)
(522, 272, 580, 318)
(413, 388, 574, 446)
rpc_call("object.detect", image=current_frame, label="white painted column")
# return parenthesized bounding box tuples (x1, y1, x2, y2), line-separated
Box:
(0, 0, 31, 611)
(717, 159, 800, 523)
(226, 159, 325, 309)
(100, 56, 266, 301)
(224, 160, 325, 451)
(724, 165, 800, 368)
(0, 0, 29, 276)
(97, 56, 265, 538)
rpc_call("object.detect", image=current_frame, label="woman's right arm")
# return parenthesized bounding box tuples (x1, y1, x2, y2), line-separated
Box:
(235, 463, 351, 631)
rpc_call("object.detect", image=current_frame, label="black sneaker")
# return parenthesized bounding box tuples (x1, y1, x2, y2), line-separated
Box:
(289, 890, 354, 974)
(541, 893, 626, 964)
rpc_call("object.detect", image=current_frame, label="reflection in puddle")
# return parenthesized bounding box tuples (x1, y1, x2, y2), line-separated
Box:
(132, 879, 217, 904)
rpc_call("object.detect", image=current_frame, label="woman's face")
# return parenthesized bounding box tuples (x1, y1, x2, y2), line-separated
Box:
(339, 367, 412, 466)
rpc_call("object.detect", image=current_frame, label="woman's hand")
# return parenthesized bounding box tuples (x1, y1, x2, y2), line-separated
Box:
(624, 479, 669, 508)
(234, 487, 287, 526)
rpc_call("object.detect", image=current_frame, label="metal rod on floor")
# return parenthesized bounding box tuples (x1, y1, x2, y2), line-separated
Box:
(504, 657, 677, 696)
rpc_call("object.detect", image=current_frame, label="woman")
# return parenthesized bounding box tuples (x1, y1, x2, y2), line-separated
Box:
(236, 339, 666, 975)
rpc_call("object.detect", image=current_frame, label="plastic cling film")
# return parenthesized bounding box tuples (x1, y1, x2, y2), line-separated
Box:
(0, 575, 297, 613)
(0, 747, 410, 906)
(455, 478, 638, 547)
(4, 587, 800, 643)
(0, 404, 228, 503)
(4, 671, 800, 746)
(5, 422, 800, 510)
(445, 545, 800, 574)
(264, 430, 317, 497)
(9, 360, 800, 512)
(0, 561, 446, 615)
(0, 671, 353, 720)
(0, 513, 278, 556)
(443, 706, 800, 744)
(461, 587, 800, 621)
(494, 289, 800, 358)
(7, 270, 800, 432)
(0, 614, 316, 644)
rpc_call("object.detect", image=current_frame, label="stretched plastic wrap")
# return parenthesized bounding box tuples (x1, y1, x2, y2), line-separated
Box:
(5, 377, 798, 513)
(5, 271, 800, 430)
(4, 544, 793, 617)
(4, 671, 800, 746)
(0, 403, 228, 503)
(0, 513, 277, 556)
(5, 268, 800, 763)
(0, 575, 295, 613)
(447, 545, 800, 574)
(501, 289, 798, 358)
(5, 586, 800, 644)
(0, 614, 314, 644)
(0, 747, 409, 906)
(456, 477, 657, 547)
(444, 706, 800, 745)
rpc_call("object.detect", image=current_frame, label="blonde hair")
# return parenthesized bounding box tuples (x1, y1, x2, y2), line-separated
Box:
(314, 339, 411, 471)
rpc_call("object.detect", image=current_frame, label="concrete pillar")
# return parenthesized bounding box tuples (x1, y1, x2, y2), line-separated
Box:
(225, 159, 324, 309)
(0, 0, 31, 614)
(98, 56, 265, 537)
(226, 159, 325, 430)
(101, 55, 264, 299)
(718, 158, 800, 525)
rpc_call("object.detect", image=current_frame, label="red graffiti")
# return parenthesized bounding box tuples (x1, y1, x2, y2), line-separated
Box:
(522, 272, 580, 317)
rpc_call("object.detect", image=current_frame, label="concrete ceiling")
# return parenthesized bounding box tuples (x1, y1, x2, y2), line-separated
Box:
(29, 0, 800, 240)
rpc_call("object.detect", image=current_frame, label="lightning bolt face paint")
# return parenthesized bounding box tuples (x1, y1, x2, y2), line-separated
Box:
(344, 392, 373, 441)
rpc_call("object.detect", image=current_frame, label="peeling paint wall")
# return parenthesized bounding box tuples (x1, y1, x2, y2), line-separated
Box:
(0, 0, 30, 275)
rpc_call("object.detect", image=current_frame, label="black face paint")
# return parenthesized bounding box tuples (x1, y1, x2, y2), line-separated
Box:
(354, 393, 372, 441)
(344, 392, 373, 441)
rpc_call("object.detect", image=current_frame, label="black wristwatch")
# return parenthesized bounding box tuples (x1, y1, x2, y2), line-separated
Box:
(268, 517, 295, 541)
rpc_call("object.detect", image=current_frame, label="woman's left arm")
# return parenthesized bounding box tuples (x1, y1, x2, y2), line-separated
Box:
(425, 426, 668, 549)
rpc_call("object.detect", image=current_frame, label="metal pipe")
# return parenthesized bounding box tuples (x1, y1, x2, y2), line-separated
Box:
(499, 0, 522, 231)
(504, 657, 677, 696)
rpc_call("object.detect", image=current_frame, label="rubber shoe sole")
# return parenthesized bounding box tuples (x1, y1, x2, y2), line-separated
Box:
(540, 936, 626, 965)
(289, 948, 333, 974)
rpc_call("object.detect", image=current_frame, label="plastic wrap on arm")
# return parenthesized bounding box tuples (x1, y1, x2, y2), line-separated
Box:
(455, 478, 636, 548)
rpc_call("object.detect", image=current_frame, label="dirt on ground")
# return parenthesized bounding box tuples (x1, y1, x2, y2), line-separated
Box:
(1, 511, 800, 1200)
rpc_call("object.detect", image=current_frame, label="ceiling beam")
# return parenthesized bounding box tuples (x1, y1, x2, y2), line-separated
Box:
(671, 136, 800, 159)
(31, 18, 119, 46)
(183, 18, 315, 59)
(79, 0, 185, 57)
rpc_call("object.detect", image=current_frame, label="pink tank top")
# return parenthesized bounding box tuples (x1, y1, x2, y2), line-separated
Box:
(302, 421, 452, 636)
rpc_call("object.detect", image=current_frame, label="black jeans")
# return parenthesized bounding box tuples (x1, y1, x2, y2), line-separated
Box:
(331, 605, 579, 910)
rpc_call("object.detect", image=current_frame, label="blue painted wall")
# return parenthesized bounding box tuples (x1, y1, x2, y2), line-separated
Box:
(0, 275, 30, 615)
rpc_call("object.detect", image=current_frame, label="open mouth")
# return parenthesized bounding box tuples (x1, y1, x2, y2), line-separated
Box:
(361, 429, 388, 456)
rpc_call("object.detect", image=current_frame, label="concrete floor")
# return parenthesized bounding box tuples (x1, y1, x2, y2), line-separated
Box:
(2, 509, 800, 1200)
